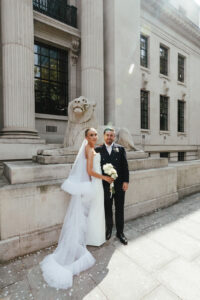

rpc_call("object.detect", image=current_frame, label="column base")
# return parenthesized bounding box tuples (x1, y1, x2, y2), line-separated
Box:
(0, 128, 39, 139)
(0, 138, 48, 161)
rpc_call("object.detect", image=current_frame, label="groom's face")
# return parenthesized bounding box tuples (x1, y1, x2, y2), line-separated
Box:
(104, 130, 115, 145)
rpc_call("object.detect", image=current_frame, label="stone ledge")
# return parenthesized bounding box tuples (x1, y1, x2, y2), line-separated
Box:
(0, 192, 178, 262)
(33, 154, 76, 164)
(125, 192, 179, 221)
(0, 143, 62, 161)
(33, 151, 149, 165)
(128, 158, 168, 171)
(2, 161, 200, 261)
(0, 191, 179, 262)
(3, 157, 167, 185)
(3, 161, 72, 185)
(178, 184, 200, 200)
(144, 145, 198, 152)
(0, 139, 46, 144)
(127, 151, 148, 159)
(0, 225, 61, 263)
(33, 11, 81, 38)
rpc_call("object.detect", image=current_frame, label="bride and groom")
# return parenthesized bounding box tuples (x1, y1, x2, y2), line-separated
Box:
(40, 127, 129, 290)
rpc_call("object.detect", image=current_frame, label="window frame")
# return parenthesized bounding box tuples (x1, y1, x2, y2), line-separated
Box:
(160, 95, 169, 131)
(160, 152, 169, 158)
(178, 100, 185, 133)
(140, 34, 149, 68)
(34, 40, 68, 116)
(178, 54, 185, 83)
(178, 152, 185, 161)
(160, 44, 169, 76)
(140, 90, 150, 130)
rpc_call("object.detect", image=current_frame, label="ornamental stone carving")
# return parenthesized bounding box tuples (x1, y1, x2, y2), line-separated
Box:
(71, 38, 80, 65)
(142, 72, 148, 89)
(38, 96, 138, 157)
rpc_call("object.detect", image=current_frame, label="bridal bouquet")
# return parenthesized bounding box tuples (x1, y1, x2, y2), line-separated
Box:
(103, 163, 118, 196)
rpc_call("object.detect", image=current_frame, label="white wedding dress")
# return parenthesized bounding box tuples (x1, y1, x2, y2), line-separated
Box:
(40, 140, 105, 290)
(86, 153, 105, 246)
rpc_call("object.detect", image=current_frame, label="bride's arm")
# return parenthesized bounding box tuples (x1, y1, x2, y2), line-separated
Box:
(86, 147, 113, 183)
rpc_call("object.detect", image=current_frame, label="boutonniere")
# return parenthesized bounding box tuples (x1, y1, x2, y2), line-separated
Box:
(114, 147, 119, 152)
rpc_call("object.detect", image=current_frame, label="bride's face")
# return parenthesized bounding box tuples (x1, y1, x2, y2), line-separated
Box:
(86, 129, 98, 145)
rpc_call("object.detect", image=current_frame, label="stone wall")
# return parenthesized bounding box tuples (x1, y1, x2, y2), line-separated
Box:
(2, 160, 200, 261)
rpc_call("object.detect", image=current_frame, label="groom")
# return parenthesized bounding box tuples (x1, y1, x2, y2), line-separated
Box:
(96, 128, 129, 245)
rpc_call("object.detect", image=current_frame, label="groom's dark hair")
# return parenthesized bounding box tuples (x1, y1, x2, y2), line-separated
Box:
(104, 128, 115, 134)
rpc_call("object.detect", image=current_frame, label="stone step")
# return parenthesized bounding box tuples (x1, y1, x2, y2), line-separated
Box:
(3, 157, 168, 185)
(128, 158, 168, 171)
(127, 151, 148, 159)
(33, 150, 148, 165)
(3, 161, 72, 185)
(33, 154, 76, 164)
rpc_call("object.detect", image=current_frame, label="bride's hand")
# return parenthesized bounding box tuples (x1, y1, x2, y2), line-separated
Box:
(103, 176, 114, 184)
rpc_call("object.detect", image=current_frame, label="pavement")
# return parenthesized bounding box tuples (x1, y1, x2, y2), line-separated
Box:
(1, 193, 200, 299)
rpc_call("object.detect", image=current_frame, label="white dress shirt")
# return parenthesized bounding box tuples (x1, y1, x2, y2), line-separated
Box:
(105, 142, 114, 155)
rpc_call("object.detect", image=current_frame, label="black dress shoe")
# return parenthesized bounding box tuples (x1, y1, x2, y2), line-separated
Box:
(106, 230, 112, 240)
(116, 232, 128, 245)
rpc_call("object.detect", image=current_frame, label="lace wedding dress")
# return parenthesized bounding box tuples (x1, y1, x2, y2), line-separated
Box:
(40, 140, 105, 290)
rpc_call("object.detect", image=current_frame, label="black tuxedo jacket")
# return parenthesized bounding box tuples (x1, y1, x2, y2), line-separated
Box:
(95, 143, 129, 190)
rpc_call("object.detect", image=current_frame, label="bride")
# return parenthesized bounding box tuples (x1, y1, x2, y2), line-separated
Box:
(40, 128, 113, 290)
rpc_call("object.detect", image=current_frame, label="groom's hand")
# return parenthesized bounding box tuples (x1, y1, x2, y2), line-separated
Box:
(122, 182, 129, 192)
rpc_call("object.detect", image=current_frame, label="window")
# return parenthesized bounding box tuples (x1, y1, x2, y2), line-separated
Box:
(160, 45, 168, 76)
(141, 90, 149, 129)
(33, 0, 77, 28)
(178, 54, 185, 82)
(34, 41, 68, 116)
(140, 35, 148, 68)
(160, 96, 169, 131)
(178, 100, 185, 132)
(34, 0, 48, 11)
(160, 152, 169, 158)
(178, 152, 185, 161)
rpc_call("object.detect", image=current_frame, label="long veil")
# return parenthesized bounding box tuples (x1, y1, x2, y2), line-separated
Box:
(40, 139, 95, 290)
(60, 139, 93, 196)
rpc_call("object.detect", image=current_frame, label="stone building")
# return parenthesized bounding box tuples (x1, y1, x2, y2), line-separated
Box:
(0, 0, 200, 162)
(2, 0, 200, 262)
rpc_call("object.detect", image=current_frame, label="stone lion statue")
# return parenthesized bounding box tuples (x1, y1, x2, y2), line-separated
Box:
(38, 96, 137, 156)
(63, 96, 98, 148)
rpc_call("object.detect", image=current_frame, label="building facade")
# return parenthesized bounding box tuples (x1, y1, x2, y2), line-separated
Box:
(140, 0, 200, 161)
(0, 0, 200, 161)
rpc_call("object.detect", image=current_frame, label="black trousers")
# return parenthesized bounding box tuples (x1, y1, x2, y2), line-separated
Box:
(104, 185, 125, 234)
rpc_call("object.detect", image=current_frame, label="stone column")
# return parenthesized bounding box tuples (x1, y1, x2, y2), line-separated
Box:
(81, 0, 104, 124)
(104, 0, 140, 134)
(0, 0, 38, 138)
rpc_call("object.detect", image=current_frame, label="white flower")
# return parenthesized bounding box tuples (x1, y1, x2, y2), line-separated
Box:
(103, 163, 113, 172)
(103, 163, 118, 180)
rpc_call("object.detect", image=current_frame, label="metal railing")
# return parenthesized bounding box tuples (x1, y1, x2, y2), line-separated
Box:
(33, 0, 77, 28)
